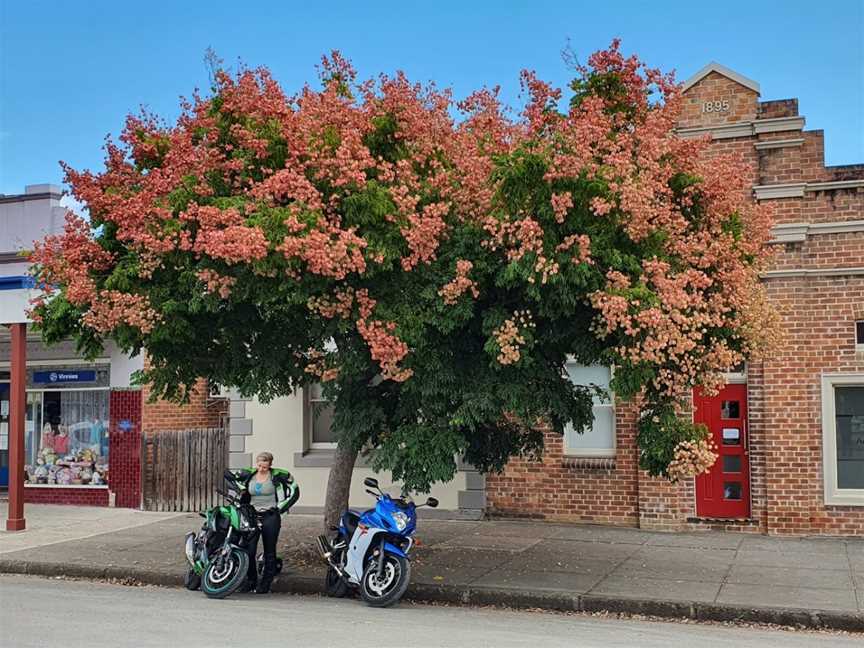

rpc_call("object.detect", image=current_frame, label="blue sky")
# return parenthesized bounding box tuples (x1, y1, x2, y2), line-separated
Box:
(1, 1, 862, 196)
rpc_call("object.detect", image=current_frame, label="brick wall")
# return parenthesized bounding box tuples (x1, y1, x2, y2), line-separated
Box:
(487, 403, 641, 526)
(141, 357, 226, 433)
(487, 65, 864, 535)
(109, 389, 143, 508)
(24, 487, 109, 506)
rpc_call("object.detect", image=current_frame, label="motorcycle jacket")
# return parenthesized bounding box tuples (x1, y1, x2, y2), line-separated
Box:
(230, 468, 300, 514)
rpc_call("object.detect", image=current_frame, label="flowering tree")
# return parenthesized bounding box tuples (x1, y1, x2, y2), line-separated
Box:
(31, 42, 776, 523)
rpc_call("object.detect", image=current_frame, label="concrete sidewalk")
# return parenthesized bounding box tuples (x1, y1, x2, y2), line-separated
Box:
(1, 504, 862, 632)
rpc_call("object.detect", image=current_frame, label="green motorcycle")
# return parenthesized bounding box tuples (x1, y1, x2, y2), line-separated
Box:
(183, 470, 281, 599)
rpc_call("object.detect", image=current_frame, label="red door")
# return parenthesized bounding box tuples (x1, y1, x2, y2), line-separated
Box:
(694, 383, 750, 518)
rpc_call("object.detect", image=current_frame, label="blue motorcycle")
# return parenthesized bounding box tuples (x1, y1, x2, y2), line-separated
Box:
(316, 477, 438, 607)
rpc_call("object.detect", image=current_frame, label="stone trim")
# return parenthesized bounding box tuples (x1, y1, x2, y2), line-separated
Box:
(753, 183, 806, 200)
(806, 179, 864, 192)
(769, 220, 864, 244)
(752, 116, 806, 134)
(753, 138, 805, 150)
(676, 122, 754, 140)
(676, 116, 805, 141)
(0, 191, 61, 204)
(769, 223, 810, 243)
(762, 267, 864, 279)
(562, 456, 617, 470)
(681, 62, 761, 94)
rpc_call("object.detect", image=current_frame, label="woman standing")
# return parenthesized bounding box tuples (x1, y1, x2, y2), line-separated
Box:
(233, 452, 299, 593)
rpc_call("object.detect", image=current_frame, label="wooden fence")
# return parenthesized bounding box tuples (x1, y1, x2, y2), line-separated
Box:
(142, 427, 228, 512)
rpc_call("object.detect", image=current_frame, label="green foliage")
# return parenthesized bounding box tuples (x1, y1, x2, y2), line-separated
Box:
(637, 404, 711, 477)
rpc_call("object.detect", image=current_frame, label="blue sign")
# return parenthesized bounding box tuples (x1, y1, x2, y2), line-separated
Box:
(33, 370, 97, 384)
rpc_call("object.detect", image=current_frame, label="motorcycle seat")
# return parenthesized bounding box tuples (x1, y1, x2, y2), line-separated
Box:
(342, 510, 361, 537)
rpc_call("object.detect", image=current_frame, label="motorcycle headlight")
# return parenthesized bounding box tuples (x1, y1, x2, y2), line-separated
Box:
(184, 533, 196, 566)
(391, 511, 409, 531)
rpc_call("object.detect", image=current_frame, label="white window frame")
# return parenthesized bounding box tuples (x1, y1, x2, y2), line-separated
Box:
(821, 373, 864, 506)
(304, 384, 337, 450)
(563, 360, 615, 458)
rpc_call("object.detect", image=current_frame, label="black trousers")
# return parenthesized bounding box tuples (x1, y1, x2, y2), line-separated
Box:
(247, 510, 281, 582)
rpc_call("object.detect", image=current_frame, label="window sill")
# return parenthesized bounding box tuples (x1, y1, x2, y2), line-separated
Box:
(562, 456, 616, 470)
(824, 494, 864, 507)
(25, 483, 108, 489)
(293, 450, 371, 469)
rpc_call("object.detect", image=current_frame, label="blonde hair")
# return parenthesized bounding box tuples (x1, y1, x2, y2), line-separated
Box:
(256, 452, 274, 466)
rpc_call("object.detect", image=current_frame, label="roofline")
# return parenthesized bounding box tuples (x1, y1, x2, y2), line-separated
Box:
(0, 191, 63, 205)
(682, 62, 760, 94)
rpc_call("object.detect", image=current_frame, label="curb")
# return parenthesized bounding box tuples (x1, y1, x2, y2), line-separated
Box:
(2, 559, 862, 633)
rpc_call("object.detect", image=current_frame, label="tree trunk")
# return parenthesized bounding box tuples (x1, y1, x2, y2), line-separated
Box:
(323, 443, 359, 530)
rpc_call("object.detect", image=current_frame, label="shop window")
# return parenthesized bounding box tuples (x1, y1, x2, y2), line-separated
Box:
(24, 389, 110, 487)
(821, 375, 864, 505)
(563, 363, 615, 457)
(304, 383, 336, 449)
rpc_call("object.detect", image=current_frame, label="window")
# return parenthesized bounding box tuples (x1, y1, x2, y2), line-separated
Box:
(856, 321, 864, 350)
(563, 364, 615, 457)
(23, 388, 110, 487)
(304, 383, 336, 449)
(821, 374, 864, 505)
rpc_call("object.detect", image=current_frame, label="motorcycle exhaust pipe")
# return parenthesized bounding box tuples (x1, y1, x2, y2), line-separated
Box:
(316, 535, 346, 577)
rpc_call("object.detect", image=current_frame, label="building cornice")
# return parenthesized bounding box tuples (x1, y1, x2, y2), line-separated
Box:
(0, 191, 61, 205)
(752, 116, 806, 134)
(753, 183, 806, 200)
(762, 267, 864, 279)
(770, 220, 864, 244)
(754, 179, 864, 200)
(754, 138, 805, 150)
(676, 116, 805, 141)
(806, 179, 864, 192)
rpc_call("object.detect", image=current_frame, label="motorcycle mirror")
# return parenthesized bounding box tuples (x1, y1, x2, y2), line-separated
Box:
(363, 477, 380, 489)
(426, 497, 439, 508)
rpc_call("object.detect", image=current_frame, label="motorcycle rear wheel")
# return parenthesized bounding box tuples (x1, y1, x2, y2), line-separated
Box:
(325, 563, 349, 598)
(201, 547, 249, 599)
(360, 554, 410, 608)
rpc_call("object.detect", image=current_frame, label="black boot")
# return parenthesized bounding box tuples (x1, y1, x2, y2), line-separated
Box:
(239, 577, 257, 593)
(255, 556, 276, 594)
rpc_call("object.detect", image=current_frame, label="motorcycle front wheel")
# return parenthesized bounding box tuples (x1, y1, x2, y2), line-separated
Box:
(360, 553, 410, 608)
(201, 547, 249, 599)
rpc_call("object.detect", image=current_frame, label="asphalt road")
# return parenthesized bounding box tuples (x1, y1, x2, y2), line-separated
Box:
(0, 575, 857, 648)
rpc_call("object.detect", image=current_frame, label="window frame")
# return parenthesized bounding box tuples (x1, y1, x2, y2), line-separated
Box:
(303, 384, 337, 450)
(562, 361, 616, 458)
(855, 321, 864, 352)
(821, 373, 864, 506)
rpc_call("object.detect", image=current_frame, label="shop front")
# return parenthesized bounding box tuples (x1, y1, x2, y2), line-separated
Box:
(1, 365, 112, 504)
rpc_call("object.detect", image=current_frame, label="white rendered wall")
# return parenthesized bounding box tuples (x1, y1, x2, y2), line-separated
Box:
(243, 393, 465, 510)
(107, 343, 144, 388)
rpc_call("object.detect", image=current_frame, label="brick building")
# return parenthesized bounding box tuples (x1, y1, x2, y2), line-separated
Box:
(487, 63, 864, 536)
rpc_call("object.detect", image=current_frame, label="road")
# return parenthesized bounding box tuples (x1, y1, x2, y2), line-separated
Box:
(0, 575, 857, 647)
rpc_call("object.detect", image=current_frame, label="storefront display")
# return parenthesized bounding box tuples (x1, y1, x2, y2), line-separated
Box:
(20, 365, 111, 488)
